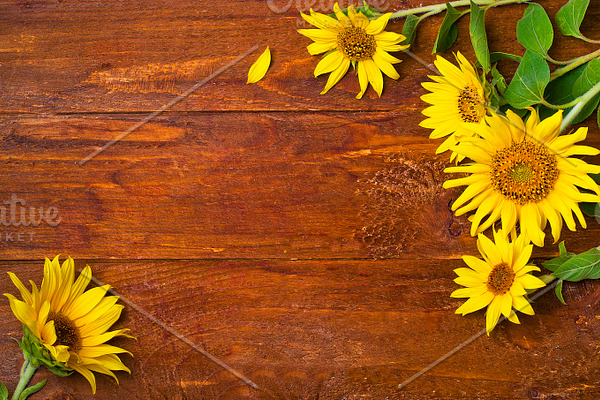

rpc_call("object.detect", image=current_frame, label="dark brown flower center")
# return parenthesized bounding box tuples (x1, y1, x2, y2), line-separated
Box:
(487, 262, 515, 295)
(337, 27, 376, 61)
(49, 311, 81, 352)
(491, 140, 559, 205)
(457, 87, 485, 123)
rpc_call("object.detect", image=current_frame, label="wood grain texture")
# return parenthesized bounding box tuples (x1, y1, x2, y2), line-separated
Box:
(0, 0, 600, 398)
(0, 113, 598, 260)
(0, 0, 596, 113)
(2, 259, 600, 399)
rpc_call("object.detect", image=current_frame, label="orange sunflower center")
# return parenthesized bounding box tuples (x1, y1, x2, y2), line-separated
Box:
(491, 140, 559, 205)
(49, 311, 81, 351)
(487, 262, 515, 295)
(457, 86, 485, 123)
(337, 27, 376, 61)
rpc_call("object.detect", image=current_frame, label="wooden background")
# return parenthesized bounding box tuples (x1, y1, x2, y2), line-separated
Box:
(1, 0, 600, 398)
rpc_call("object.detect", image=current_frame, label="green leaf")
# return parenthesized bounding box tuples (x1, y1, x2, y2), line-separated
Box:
(556, 0, 590, 40)
(469, 1, 490, 73)
(545, 58, 600, 123)
(504, 50, 550, 108)
(517, 3, 554, 58)
(19, 380, 46, 400)
(555, 279, 567, 305)
(543, 252, 574, 272)
(553, 247, 600, 282)
(490, 52, 522, 64)
(402, 14, 420, 46)
(432, 4, 466, 53)
(543, 242, 575, 272)
(0, 381, 8, 400)
(580, 202, 600, 218)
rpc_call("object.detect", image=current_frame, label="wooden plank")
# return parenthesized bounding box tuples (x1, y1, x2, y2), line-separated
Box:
(1, 259, 600, 399)
(0, 0, 597, 113)
(1, 112, 598, 260)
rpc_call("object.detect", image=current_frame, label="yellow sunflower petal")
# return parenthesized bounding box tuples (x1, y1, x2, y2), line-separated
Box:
(333, 3, 351, 27)
(63, 285, 111, 321)
(71, 363, 98, 394)
(462, 255, 492, 275)
(247, 46, 271, 84)
(314, 50, 344, 77)
(499, 292, 513, 318)
(297, 28, 338, 42)
(455, 291, 494, 315)
(307, 41, 336, 55)
(507, 310, 521, 324)
(7, 272, 33, 305)
(512, 295, 535, 315)
(517, 274, 546, 290)
(451, 285, 488, 298)
(78, 344, 132, 359)
(320, 57, 350, 95)
(365, 12, 392, 35)
(485, 296, 503, 334)
(356, 60, 369, 99)
(372, 51, 400, 80)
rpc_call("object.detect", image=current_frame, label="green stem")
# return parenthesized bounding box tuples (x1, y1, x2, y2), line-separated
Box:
(550, 48, 600, 82)
(560, 79, 600, 132)
(546, 55, 578, 66)
(581, 36, 600, 46)
(11, 359, 37, 400)
(390, 0, 529, 20)
(541, 98, 580, 110)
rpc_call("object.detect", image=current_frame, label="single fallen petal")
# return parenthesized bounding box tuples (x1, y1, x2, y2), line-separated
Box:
(247, 46, 271, 84)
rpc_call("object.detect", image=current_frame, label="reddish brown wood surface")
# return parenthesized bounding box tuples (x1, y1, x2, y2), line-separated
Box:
(0, 0, 600, 399)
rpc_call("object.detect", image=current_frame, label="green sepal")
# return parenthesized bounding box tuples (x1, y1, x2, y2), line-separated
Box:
(19, 325, 73, 377)
(555, 279, 567, 305)
(18, 380, 47, 400)
(491, 64, 507, 96)
(0, 381, 8, 400)
(559, 241, 567, 256)
(357, 0, 382, 19)
(329, 2, 382, 20)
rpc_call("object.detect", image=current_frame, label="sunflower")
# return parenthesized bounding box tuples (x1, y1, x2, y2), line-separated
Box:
(420, 52, 489, 162)
(4, 256, 133, 393)
(443, 108, 600, 247)
(451, 229, 546, 334)
(298, 3, 408, 99)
